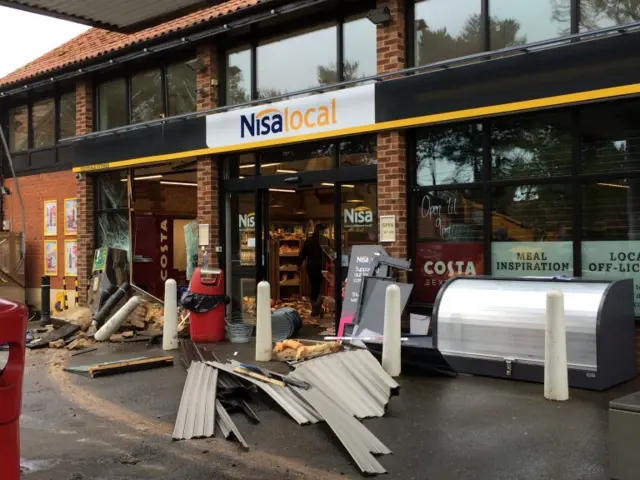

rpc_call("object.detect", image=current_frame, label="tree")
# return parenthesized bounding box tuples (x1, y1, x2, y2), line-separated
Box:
(227, 65, 251, 105)
(317, 60, 362, 85)
(552, 0, 640, 30)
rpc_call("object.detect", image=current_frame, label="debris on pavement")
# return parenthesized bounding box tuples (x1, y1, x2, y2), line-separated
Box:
(51, 307, 93, 332)
(66, 337, 93, 351)
(172, 362, 217, 441)
(48, 339, 66, 349)
(64, 355, 174, 378)
(71, 347, 98, 357)
(272, 339, 342, 361)
(29, 322, 80, 349)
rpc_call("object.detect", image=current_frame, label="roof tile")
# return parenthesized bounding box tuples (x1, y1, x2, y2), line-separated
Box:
(0, 0, 261, 88)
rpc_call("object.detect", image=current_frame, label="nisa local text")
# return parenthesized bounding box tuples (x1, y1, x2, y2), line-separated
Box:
(240, 98, 337, 138)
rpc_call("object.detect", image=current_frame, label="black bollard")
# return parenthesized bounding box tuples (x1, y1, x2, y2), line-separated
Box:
(40, 275, 51, 326)
(92, 281, 130, 328)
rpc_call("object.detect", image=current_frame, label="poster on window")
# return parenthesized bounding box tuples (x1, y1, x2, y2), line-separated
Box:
(64, 198, 78, 235)
(492, 241, 573, 277)
(414, 242, 484, 304)
(64, 239, 78, 277)
(44, 240, 58, 276)
(582, 240, 640, 315)
(44, 200, 57, 236)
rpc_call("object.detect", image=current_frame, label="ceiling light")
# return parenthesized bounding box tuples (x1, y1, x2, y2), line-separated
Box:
(367, 6, 391, 25)
(269, 188, 296, 193)
(347, 199, 365, 203)
(598, 182, 629, 189)
(277, 169, 298, 174)
(160, 181, 197, 187)
(321, 183, 335, 187)
(261, 162, 281, 168)
(239, 164, 255, 169)
(342, 184, 355, 188)
(121, 174, 163, 182)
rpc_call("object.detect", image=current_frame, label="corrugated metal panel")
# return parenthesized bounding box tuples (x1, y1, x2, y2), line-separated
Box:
(292, 376, 390, 475)
(207, 361, 323, 425)
(4, 0, 223, 31)
(172, 362, 217, 440)
(216, 399, 249, 449)
(291, 350, 399, 419)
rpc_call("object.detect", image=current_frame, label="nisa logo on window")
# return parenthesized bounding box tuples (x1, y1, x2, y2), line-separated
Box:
(240, 99, 337, 138)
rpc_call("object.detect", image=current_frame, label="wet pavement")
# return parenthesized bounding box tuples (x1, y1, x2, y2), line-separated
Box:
(17, 340, 640, 479)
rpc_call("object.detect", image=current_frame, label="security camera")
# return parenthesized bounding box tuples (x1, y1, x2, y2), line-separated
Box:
(75, 173, 85, 181)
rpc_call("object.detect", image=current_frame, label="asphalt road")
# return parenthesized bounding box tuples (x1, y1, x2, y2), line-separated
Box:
(17, 342, 640, 479)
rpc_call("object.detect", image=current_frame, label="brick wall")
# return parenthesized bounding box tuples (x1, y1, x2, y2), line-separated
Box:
(376, 0, 407, 265)
(3, 171, 77, 290)
(196, 42, 221, 267)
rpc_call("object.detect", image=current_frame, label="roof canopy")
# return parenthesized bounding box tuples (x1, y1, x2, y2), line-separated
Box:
(0, 0, 226, 32)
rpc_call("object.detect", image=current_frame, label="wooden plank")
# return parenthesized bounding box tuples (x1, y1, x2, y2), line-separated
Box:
(232, 367, 285, 387)
(89, 356, 174, 378)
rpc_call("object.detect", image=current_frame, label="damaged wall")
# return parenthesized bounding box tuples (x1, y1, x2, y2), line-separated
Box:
(3, 170, 77, 309)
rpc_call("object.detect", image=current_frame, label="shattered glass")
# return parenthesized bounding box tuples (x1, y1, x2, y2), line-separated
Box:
(96, 212, 130, 255)
(96, 170, 128, 210)
(184, 220, 199, 281)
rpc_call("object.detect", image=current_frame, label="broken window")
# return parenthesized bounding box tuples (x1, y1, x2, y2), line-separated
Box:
(94, 170, 130, 256)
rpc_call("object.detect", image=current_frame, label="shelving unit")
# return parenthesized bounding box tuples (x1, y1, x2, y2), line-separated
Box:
(277, 238, 302, 300)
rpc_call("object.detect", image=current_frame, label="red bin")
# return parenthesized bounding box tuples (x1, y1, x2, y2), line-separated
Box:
(0, 299, 28, 480)
(188, 268, 226, 342)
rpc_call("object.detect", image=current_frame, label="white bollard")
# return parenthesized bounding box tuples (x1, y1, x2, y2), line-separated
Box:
(382, 284, 402, 377)
(94, 296, 141, 341)
(255, 281, 272, 362)
(163, 279, 178, 351)
(544, 289, 569, 401)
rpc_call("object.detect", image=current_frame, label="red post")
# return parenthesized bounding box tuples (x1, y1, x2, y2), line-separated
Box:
(0, 299, 29, 479)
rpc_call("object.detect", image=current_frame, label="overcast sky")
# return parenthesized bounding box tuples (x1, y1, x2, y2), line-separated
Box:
(0, 7, 89, 78)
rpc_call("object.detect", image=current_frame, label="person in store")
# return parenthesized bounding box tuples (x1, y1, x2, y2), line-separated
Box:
(298, 224, 325, 317)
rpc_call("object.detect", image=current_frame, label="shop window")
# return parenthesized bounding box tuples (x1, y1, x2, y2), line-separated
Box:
(488, 0, 570, 49)
(582, 179, 640, 315)
(59, 91, 76, 139)
(94, 170, 130, 254)
(581, 100, 640, 174)
(98, 78, 127, 131)
(95, 170, 128, 210)
(167, 61, 197, 116)
(259, 141, 336, 175)
(490, 111, 572, 180)
(416, 122, 483, 186)
(32, 98, 55, 148)
(257, 24, 337, 99)
(226, 153, 257, 179)
(414, 0, 482, 67)
(227, 47, 252, 106)
(491, 183, 573, 277)
(131, 69, 163, 124)
(578, 0, 640, 31)
(414, 189, 484, 304)
(8, 104, 28, 152)
(342, 183, 378, 253)
(340, 136, 377, 167)
(343, 16, 376, 81)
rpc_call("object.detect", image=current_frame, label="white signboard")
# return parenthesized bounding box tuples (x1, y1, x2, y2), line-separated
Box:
(379, 215, 396, 243)
(206, 84, 375, 150)
(582, 240, 640, 315)
(492, 241, 573, 277)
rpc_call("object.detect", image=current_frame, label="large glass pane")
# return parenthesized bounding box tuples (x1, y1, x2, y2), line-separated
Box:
(257, 24, 337, 98)
(489, 0, 571, 49)
(229, 192, 257, 316)
(414, 189, 484, 304)
(343, 16, 377, 81)
(414, 0, 482, 66)
(416, 122, 483, 186)
(98, 78, 127, 130)
(340, 135, 377, 167)
(8, 105, 28, 152)
(226, 153, 257, 178)
(578, 0, 640, 31)
(227, 47, 252, 106)
(260, 141, 335, 175)
(581, 100, 640, 174)
(491, 183, 573, 277)
(582, 179, 640, 315)
(167, 61, 196, 116)
(490, 111, 572, 180)
(32, 98, 55, 148)
(59, 91, 76, 139)
(131, 69, 163, 124)
(95, 170, 128, 210)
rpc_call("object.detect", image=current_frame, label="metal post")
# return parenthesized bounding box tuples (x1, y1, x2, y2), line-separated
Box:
(255, 280, 272, 362)
(382, 284, 401, 377)
(94, 296, 141, 342)
(40, 275, 51, 326)
(545, 290, 569, 401)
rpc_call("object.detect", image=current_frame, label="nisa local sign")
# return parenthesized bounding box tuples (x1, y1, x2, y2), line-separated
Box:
(241, 100, 337, 139)
(206, 84, 375, 150)
(344, 205, 373, 230)
(239, 212, 255, 230)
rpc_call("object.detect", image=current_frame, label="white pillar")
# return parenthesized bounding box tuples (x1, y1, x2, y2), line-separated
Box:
(255, 281, 272, 362)
(544, 289, 569, 401)
(163, 279, 178, 351)
(382, 284, 401, 377)
(94, 296, 141, 341)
